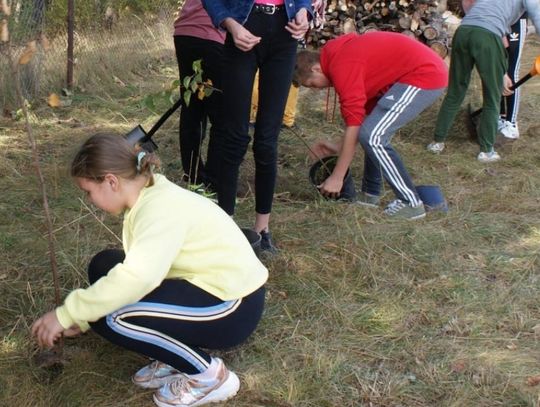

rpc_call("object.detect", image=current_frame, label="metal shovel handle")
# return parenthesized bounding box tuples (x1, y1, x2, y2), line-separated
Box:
(470, 56, 539, 119)
(146, 97, 183, 138)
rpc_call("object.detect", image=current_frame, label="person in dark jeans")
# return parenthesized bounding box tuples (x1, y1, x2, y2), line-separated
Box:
(174, 0, 225, 189)
(203, 0, 312, 254)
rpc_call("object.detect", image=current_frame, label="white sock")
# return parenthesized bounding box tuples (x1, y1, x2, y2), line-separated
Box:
(187, 358, 220, 382)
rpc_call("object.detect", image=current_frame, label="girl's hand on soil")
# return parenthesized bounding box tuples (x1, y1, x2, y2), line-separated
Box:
(224, 18, 261, 51)
(502, 74, 514, 96)
(309, 140, 339, 161)
(319, 173, 343, 198)
(31, 310, 64, 348)
(63, 325, 83, 338)
(286, 8, 309, 40)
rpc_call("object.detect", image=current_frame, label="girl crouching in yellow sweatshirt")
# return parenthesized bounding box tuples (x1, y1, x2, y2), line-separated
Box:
(31, 133, 268, 407)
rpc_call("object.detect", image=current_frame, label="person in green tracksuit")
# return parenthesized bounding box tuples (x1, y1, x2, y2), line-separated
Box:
(427, 0, 540, 163)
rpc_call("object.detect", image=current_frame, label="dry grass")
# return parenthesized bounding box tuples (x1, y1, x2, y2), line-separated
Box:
(1, 14, 176, 112)
(1, 27, 540, 406)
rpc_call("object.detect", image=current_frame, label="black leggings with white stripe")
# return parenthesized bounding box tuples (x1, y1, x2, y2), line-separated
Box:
(88, 249, 265, 374)
(500, 14, 527, 125)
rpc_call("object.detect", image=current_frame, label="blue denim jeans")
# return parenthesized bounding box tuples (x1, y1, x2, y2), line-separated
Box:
(203, 0, 312, 28)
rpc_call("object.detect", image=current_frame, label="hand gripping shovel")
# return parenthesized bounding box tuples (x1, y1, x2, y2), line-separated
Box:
(125, 97, 183, 152)
(466, 55, 540, 140)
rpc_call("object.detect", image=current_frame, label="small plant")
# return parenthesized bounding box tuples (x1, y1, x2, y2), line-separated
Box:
(186, 182, 217, 201)
(141, 59, 220, 112)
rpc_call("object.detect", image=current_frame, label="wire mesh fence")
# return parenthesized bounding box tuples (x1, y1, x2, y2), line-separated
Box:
(0, 0, 182, 111)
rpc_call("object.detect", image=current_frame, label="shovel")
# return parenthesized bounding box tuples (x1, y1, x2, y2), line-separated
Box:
(125, 97, 183, 152)
(466, 55, 540, 140)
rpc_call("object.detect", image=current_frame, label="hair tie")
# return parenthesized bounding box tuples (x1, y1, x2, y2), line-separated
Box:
(136, 151, 147, 173)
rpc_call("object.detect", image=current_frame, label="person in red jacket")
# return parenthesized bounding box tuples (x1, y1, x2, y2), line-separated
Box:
(294, 32, 448, 220)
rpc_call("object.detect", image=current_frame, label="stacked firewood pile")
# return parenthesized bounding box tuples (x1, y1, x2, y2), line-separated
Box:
(307, 0, 452, 59)
(446, 0, 464, 14)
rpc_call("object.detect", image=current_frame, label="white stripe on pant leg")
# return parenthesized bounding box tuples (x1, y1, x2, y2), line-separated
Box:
(368, 86, 421, 205)
(510, 19, 527, 124)
(371, 86, 420, 205)
(104, 299, 242, 373)
(370, 87, 416, 203)
(370, 86, 419, 191)
(107, 314, 210, 372)
(113, 299, 243, 321)
(367, 86, 416, 196)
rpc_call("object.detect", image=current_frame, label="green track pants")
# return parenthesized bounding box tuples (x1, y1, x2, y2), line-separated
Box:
(434, 25, 507, 152)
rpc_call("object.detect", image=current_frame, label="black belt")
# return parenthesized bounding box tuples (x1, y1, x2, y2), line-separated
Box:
(252, 4, 285, 14)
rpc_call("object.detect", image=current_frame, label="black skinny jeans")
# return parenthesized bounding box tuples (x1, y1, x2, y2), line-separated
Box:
(174, 35, 225, 188)
(217, 9, 298, 215)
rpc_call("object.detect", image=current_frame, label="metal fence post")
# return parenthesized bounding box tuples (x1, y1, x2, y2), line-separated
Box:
(66, 0, 74, 89)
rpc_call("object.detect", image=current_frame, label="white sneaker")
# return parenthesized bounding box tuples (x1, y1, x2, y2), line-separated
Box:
(497, 117, 506, 132)
(153, 358, 240, 407)
(427, 142, 445, 154)
(477, 151, 501, 163)
(499, 121, 519, 139)
(133, 360, 183, 389)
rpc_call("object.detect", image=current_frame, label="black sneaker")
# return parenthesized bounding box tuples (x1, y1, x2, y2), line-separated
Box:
(259, 230, 279, 256)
